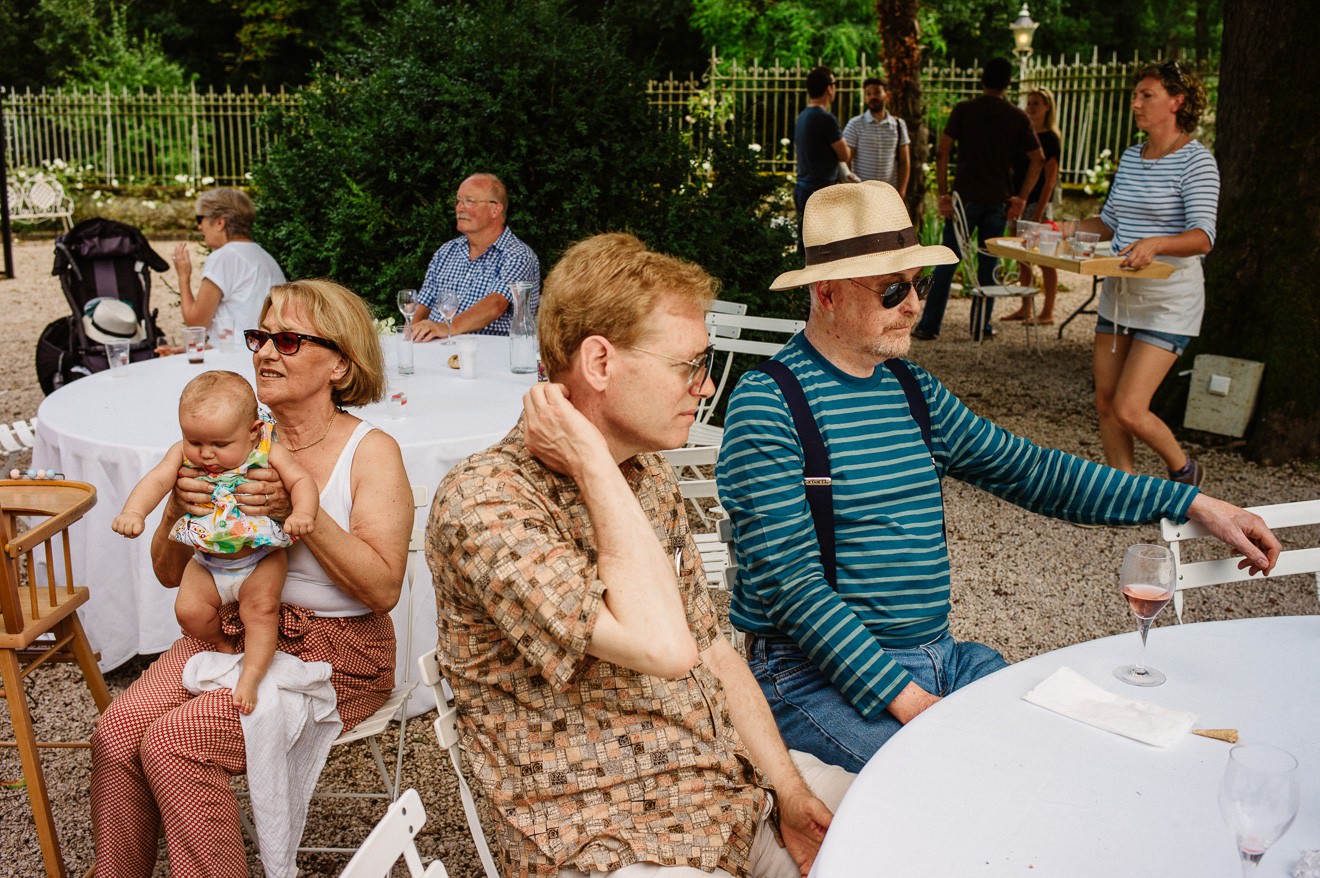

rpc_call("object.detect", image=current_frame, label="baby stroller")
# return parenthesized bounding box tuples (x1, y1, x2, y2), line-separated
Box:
(36, 217, 169, 393)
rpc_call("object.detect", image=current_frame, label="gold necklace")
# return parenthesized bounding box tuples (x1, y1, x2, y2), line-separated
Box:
(286, 410, 338, 453)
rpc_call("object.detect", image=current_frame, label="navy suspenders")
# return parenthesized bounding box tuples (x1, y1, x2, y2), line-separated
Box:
(753, 358, 933, 589)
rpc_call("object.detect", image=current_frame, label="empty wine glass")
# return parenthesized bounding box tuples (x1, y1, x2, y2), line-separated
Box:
(1112, 543, 1174, 686)
(396, 288, 418, 328)
(1219, 743, 1300, 875)
(436, 290, 461, 346)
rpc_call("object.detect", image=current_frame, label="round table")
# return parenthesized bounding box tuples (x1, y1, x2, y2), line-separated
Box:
(33, 334, 535, 704)
(810, 616, 1320, 878)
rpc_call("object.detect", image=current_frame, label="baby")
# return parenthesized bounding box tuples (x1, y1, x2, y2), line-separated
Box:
(113, 370, 319, 714)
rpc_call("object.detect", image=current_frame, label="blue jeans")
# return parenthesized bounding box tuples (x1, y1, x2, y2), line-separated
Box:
(746, 632, 1008, 773)
(916, 201, 1007, 338)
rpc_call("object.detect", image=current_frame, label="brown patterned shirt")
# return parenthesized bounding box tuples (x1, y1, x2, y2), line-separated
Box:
(426, 419, 767, 877)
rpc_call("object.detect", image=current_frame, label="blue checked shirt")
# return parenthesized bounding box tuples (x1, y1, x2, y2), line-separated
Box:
(416, 227, 541, 336)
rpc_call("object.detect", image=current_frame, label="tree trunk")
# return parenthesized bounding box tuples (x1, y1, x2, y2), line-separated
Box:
(1180, 0, 1320, 462)
(875, 0, 924, 218)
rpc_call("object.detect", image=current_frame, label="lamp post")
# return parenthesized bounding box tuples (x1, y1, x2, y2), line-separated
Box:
(1010, 3, 1039, 86)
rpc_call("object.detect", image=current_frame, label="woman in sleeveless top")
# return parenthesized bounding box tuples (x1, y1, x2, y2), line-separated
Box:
(91, 279, 411, 876)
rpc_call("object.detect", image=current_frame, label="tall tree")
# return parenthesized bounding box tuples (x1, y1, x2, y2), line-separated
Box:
(875, 0, 924, 212)
(1190, 0, 1320, 461)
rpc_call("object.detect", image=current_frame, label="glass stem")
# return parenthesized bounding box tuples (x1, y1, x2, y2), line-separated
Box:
(1239, 848, 1264, 876)
(1133, 617, 1154, 673)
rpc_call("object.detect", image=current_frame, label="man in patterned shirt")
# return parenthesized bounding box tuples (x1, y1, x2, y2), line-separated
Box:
(841, 78, 910, 191)
(412, 172, 540, 339)
(426, 232, 853, 877)
(715, 181, 1281, 773)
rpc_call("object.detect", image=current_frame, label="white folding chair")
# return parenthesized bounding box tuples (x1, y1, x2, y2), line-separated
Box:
(689, 312, 804, 449)
(416, 649, 500, 878)
(1, 419, 38, 460)
(1161, 499, 1320, 622)
(244, 484, 430, 855)
(662, 443, 722, 527)
(951, 192, 1040, 355)
(338, 789, 449, 878)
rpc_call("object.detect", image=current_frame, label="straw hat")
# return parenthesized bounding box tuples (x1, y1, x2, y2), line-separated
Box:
(771, 181, 957, 290)
(83, 298, 146, 345)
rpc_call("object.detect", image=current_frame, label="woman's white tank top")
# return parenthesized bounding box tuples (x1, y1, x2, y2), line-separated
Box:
(281, 419, 375, 616)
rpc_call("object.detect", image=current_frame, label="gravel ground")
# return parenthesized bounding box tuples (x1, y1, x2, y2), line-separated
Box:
(1, 235, 1317, 877)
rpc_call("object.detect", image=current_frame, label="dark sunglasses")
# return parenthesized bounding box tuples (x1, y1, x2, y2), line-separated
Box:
(851, 275, 934, 309)
(244, 329, 341, 355)
(1158, 60, 1185, 88)
(195, 214, 205, 225)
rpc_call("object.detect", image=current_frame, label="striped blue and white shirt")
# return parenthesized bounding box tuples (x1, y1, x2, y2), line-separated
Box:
(1101, 140, 1219, 253)
(842, 111, 910, 186)
(715, 333, 1198, 719)
(417, 227, 540, 336)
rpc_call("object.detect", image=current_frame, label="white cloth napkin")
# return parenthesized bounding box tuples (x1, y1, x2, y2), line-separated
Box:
(183, 650, 342, 878)
(1022, 666, 1197, 748)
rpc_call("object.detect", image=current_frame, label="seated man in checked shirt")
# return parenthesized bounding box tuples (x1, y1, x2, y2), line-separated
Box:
(411, 172, 540, 339)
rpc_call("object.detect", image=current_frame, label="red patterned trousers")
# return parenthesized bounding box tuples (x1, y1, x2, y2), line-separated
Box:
(90, 606, 395, 877)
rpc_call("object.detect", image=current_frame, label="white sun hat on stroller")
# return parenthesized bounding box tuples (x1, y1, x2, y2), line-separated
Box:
(82, 298, 146, 345)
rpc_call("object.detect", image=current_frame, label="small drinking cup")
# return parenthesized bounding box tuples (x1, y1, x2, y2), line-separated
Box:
(105, 341, 131, 376)
(216, 324, 237, 353)
(183, 326, 206, 363)
(1019, 222, 1041, 251)
(457, 337, 478, 380)
(1071, 231, 1100, 259)
(1037, 230, 1062, 256)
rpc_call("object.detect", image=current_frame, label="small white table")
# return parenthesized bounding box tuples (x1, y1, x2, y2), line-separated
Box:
(810, 616, 1320, 878)
(33, 334, 535, 703)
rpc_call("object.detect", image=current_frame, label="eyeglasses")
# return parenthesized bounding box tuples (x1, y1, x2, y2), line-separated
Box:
(244, 329, 341, 355)
(850, 275, 934, 309)
(453, 196, 499, 208)
(629, 344, 715, 389)
(195, 214, 206, 225)
(1158, 60, 1185, 88)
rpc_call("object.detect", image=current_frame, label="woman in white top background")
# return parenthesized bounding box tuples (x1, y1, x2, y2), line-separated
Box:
(1067, 61, 1218, 487)
(174, 187, 287, 343)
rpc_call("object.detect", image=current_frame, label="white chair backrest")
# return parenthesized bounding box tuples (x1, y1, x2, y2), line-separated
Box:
(1161, 499, 1320, 622)
(696, 313, 805, 434)
(950, 193, 980, 294)
(706, 299, 748, 338)
(338, 788, 448, 878)
(417, 649, 501, 878)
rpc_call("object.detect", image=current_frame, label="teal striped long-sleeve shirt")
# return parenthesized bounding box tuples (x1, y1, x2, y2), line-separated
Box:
(714, 333, 1197, 720)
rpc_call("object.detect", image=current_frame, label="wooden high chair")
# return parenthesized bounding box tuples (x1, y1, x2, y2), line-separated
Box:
(0, 479, 111, 878)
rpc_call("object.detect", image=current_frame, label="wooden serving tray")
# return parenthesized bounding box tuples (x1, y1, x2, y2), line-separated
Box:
(985, 237, 1175, 279)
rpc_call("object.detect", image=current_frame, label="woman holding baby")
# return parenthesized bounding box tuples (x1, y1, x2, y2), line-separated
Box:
(90, 279, 411, 876)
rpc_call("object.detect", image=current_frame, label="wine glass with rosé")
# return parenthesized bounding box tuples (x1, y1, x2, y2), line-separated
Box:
(1113, 543, 1175, 687)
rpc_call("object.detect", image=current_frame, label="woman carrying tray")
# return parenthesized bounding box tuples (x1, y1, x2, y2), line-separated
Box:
(1066, 61, 1217, 487)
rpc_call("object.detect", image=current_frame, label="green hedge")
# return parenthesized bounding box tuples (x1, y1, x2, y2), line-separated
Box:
(253, 0, 799, 324)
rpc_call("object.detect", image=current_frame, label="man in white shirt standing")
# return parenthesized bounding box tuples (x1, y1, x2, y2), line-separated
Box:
(842, 78, 911, 193)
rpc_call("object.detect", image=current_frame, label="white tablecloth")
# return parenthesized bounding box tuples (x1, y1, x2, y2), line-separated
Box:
(811, 616, 1320, 878)
(33, 334, 534, 711)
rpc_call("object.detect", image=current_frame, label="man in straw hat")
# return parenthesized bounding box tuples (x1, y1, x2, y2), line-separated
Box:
(715, 181, 1281, 773)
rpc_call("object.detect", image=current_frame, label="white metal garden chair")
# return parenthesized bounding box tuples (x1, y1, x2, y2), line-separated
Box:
(338, 788, 449, 878)
(951, 192, 1040, 355)
(689, 311, 804, 449)
(1161, 499, 1320, 622)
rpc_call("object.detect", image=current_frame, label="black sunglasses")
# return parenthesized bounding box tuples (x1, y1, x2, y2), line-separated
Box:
(195, 214, 205, 225)
(851, 275, 934, 309)
(244, 329, 341, 355)
(1158, 60, 1185, 87)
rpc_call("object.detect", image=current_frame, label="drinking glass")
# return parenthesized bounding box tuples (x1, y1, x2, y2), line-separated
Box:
(1112, 543, 1174, 686)
(436, 290, 460, 346)
(1219, 743, 1300, 876)
(397, 288, 418, 330)
(105, 341, 131, 376)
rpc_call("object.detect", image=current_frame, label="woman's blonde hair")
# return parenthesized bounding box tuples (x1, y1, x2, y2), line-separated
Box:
(1028, 87, 1060, 139)
(195, 188, 256, 239)
(261, 279, 386, 407)
(538, 233, 717, 379)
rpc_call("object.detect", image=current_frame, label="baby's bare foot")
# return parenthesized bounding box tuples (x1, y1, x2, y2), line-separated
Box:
(233, 680, 258, 715)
